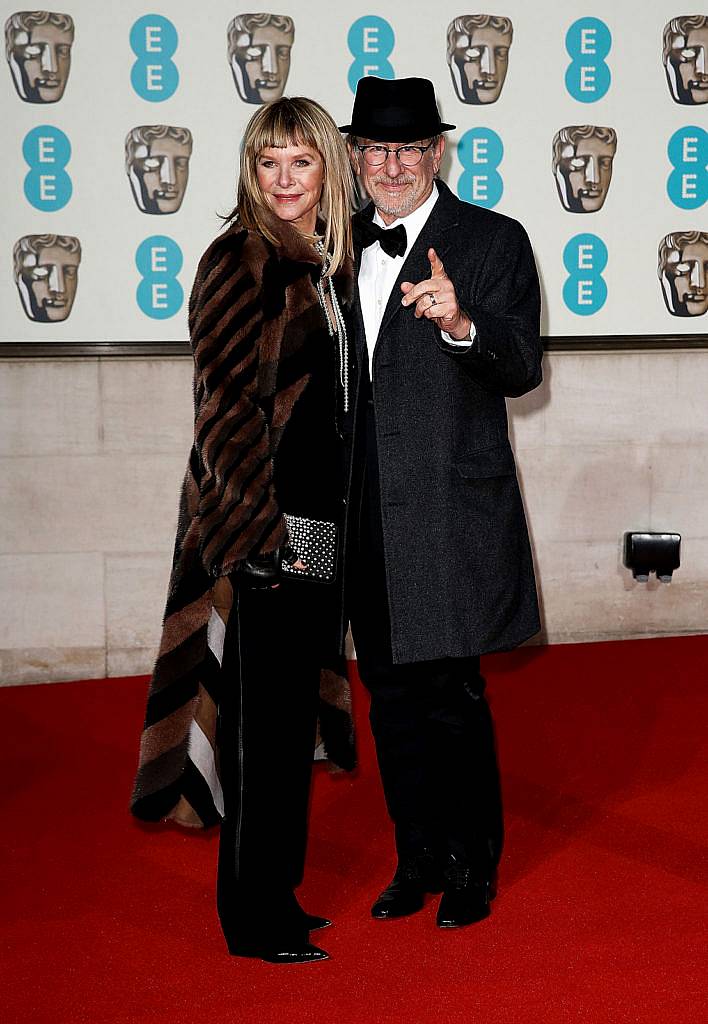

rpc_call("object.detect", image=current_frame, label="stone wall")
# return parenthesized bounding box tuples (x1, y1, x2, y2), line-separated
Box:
(1, 351, 706, 685)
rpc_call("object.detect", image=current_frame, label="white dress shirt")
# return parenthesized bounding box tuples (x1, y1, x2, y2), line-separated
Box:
(358, 182, 473, 374)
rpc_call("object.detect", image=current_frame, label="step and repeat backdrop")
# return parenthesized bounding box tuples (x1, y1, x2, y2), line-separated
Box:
(0, 1, 706, 346)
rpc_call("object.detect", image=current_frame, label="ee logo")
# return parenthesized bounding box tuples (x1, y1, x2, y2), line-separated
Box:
(667, 126, 707, 210)
(130, 15, 179, 101)
(23, 125, 72, 210)
(136, 235, 183, 319)
(565, 18, 611, 102)
(563, 233, 607, 315)
(457, 128, 503, 209)
(347, 16, 394, 93)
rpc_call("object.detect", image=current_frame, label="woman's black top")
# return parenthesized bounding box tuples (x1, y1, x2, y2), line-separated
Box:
(271, 298, 344, 526)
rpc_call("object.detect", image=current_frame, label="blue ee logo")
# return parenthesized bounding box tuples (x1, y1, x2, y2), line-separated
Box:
(563, 234, 607, 315)
(667, 126, 707, 210)
(565, 18, 611, 102)
(136, 236, 183, 318)
(23, 126, 72, 210)
(457, 128, 503, 208)
(347, 16, 394, 93)
(130, 15, 179, 101)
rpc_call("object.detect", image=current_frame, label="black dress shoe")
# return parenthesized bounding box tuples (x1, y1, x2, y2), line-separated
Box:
(436, 863, 492, 928)
(371, 854, 443, 920)
(227, 938, 329, 964)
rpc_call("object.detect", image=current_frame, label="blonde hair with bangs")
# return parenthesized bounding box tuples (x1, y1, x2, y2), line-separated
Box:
(235, 97, 354, 277)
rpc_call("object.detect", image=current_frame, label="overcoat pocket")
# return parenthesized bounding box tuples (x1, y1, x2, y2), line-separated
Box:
(454, 443, 516, 480)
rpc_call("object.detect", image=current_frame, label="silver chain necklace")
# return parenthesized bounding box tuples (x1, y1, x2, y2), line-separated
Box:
(314, 241, 349, 413)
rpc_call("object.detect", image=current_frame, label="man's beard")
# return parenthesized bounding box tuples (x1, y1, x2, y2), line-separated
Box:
(370, 174, 420, 217)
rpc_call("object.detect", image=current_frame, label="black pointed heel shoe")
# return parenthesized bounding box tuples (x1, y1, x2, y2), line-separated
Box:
(290, 892, 332, 932)
(227, 939, 329, 964)
(302, 913, 332, 932)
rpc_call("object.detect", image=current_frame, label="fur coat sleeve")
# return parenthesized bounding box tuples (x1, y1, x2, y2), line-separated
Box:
(186, 226, 290, 578)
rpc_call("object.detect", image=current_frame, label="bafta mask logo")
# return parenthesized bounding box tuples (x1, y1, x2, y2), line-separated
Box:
(13, 233, 81, 322)
(446, 14, 512, 104)
(227, 13, 294, 104)
(553, 126, 617, 213)
(125, 126, 193, 215)
(658, 231, 708, 317)
(5, 10, 74, 103)
(663, 16, 708, 105)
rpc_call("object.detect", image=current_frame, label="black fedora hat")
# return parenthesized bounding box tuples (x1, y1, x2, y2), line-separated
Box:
(339, 76, 455, 142)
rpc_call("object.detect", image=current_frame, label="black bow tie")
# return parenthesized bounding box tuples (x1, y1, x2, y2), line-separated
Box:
(354, 218, 407, 259)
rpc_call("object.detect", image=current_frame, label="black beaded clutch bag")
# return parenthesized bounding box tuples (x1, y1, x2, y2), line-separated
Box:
(282, 514, 338, 584)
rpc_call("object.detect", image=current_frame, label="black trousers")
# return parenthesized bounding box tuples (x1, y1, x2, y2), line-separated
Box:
(349, 398, 503, 874)
(216, 579, 322, 944)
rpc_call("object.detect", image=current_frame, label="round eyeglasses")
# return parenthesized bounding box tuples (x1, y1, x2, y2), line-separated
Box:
(356, 141, 435, 167)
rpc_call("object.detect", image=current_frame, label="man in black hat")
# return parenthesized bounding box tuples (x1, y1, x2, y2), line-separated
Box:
(341, 76, 542, 928)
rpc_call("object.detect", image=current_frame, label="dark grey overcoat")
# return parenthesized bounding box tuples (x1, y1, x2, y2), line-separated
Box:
(346, 180, 543, 664)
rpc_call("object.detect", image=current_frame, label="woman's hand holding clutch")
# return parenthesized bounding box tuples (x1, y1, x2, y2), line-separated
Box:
(238, 545, 307, 589)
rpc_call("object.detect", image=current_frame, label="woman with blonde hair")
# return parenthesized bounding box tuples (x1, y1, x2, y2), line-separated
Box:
(131, 97, 355, 964)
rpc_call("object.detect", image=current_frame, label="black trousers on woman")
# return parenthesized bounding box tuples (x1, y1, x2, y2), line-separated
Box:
(349, 397, 504, 876)
(216, 578, 323, 948)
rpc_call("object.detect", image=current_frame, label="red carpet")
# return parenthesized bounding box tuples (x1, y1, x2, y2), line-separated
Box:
(2, 636, 707, 1024)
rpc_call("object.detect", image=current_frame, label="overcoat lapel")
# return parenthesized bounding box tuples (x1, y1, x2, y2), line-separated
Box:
(352, 181, 462, 357)
(350, 281, 367, 365)
(351, 213, 369, 365)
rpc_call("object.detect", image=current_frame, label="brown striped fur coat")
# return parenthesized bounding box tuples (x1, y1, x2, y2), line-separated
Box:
(131, 212, 354, 827)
